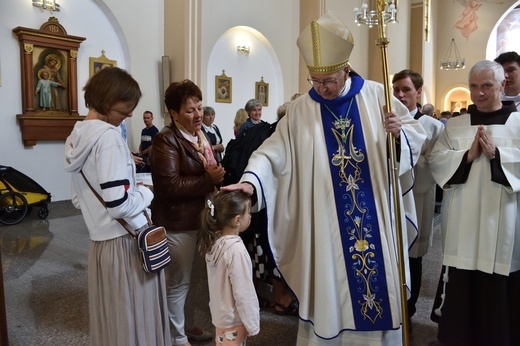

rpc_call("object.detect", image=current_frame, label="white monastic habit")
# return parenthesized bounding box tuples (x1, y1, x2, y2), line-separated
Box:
(430, 111, 520, 275)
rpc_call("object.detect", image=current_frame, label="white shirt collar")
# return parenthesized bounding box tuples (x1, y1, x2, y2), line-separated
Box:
(202, 123, 215, 134)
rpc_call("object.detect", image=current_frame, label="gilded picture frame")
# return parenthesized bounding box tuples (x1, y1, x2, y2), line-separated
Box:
(215, 70, 232, 103)
(89, 50, 117, 78)
(255, 77, 268, 107)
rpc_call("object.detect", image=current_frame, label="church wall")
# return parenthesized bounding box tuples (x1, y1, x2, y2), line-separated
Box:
(1, 0, 517, 202)
(435, 0, 518, 112)
(0, 0, 164, 201)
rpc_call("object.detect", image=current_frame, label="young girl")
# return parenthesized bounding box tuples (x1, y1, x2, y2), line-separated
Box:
(199, 191, 260, 345)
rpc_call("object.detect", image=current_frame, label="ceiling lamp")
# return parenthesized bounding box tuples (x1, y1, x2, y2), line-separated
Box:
(440, 38, 465, 70)
(354, 0, 396, 28)
(440, 1, 466, 70)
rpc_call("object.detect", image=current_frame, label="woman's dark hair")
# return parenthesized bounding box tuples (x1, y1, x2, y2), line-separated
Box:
(164, 79, 203, 115)
(198, 190, 251, 255)
(83, 67, 141, 115)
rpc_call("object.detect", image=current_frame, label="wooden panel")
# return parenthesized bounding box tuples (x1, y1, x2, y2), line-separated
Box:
(17, 114, 85, 146)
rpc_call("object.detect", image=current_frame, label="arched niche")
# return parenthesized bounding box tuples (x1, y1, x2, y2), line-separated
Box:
(441, 85, 471, 113)
(205, 26, 283, 145)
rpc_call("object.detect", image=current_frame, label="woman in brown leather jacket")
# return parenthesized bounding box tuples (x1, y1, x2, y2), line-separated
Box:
(150, 79, 225, 346)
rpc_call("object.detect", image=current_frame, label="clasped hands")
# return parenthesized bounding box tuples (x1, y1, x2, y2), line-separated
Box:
(468, 125, 496, 162)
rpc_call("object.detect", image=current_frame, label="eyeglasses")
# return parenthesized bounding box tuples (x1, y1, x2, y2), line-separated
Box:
(307, 77, 339, 87)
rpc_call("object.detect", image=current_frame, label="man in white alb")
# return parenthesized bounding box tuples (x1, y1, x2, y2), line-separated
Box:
(222, 11, 426, 346)
(495, 51, 520, 111)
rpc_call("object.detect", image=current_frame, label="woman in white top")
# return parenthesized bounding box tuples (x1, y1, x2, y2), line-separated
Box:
(64, 67, 171, 346)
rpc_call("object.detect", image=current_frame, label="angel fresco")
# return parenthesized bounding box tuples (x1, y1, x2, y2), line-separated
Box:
(455, 0, 503, 40)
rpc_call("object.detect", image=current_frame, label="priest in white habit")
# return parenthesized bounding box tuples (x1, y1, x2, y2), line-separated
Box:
(222, 11, 426, 345)
(430, 60, 520, 345)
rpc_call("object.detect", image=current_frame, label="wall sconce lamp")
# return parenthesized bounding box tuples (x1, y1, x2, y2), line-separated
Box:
(237, 45, 250, 55)
(33, 0, 60, 11)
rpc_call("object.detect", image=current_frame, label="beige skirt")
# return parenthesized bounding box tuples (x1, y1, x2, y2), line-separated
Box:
(88, 233, 171, 346)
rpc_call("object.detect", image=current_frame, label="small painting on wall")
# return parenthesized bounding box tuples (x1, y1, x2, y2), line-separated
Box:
(215, 70, 232, 103)
(255, 77, 268, 107)
(89, 50, 117, 78)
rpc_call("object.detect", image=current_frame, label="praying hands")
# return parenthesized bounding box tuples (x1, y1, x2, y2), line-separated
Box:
(468, 124, 496, 162)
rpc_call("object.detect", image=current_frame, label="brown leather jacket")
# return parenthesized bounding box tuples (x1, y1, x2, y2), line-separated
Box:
(150, 122, 216, 231)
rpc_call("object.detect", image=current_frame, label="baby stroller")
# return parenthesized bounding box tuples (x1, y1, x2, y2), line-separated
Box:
(0, 165, 51, 225)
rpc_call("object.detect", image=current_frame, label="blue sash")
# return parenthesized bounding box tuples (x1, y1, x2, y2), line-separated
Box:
(310, 76, 393, 331)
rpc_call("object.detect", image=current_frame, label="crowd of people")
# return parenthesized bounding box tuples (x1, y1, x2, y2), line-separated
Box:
(64, 10, 520, 346)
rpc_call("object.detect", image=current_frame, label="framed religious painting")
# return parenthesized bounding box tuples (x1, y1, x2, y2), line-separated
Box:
(89, 50, 117, 78)
(215, 70, 232, 103)
(255, 77, 269, 107)
(13, 17, 86, 146)
(450, 100, 467, 113)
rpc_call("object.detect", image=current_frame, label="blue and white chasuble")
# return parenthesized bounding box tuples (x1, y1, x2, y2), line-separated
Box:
(311, 76, 393, 330)
(241, 75, 425, 342)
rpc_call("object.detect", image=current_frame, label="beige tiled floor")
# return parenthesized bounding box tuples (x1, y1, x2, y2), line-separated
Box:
(0, 201, 442, 345)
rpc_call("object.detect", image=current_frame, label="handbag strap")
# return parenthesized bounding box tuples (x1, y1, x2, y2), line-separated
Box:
(80, 170, 150, 238)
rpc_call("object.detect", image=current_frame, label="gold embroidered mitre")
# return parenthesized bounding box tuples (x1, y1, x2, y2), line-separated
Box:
(297, 11, 354, 74)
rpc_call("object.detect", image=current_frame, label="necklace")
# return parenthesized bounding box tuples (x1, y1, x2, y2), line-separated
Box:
(324, 100, 353, 142)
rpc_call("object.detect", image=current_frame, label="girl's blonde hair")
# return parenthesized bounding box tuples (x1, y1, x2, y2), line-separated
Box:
(198, 190, 251, 255)
(233, 108, 248, 133)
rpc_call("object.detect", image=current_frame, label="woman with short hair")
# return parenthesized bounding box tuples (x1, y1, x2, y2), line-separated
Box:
(237, 99, 267, 135)
(65, 67, 171, 346)
(151, 79, 225, 346)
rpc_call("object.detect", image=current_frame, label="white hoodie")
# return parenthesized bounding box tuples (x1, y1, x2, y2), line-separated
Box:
(206, 235, 260, 335)
(64, 119, 153, 241)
